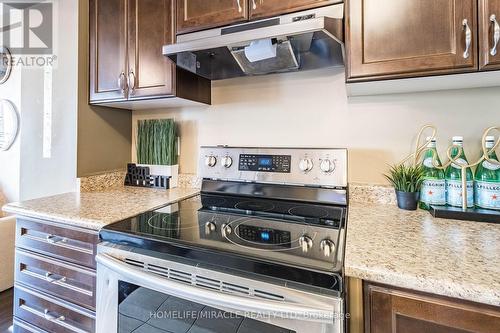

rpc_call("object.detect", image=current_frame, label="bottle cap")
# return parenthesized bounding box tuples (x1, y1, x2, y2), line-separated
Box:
(452, 136, 463, 142)
(426, 136, 436, 142)
(485, 136, 495, 142)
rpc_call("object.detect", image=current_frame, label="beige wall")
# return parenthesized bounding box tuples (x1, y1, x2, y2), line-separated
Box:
(132, 68, 500, 185)
(77, 0, 132, 177)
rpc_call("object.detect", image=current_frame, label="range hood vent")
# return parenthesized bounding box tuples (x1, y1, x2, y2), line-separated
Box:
(163, 4, 345, 81)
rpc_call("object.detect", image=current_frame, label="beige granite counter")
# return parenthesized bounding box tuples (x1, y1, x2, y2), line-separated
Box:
(346, 202, 500, 306)
(2, 187, 200, 230)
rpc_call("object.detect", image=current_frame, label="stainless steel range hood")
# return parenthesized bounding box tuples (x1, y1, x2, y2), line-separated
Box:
(163, 4, 344, 81)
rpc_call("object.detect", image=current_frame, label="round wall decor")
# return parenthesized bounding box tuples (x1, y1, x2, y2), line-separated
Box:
(0, 99, 19, 151)
(0, 47, 12, 84)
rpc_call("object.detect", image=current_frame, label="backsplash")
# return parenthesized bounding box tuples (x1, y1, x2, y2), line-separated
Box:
(78, 171, 394, 205)
(78, 172, 201, 192)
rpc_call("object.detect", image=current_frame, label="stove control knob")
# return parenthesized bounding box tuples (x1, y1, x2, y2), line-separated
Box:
(298, 235, 313, 253)
(320, 239, 335, 257)
(221, 223, 232, 238)
(298, 158, 313, 172)
(320, 159, 335, 173)
(205, 155, 217, 168)
(222, 156, 233, 168)
(205, 221, 216, 235)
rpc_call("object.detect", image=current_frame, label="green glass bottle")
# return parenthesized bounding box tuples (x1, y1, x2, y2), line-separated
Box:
(474, 136, 500, 210)
(419, 137, 446, 210)
(445, 136, 474, 208)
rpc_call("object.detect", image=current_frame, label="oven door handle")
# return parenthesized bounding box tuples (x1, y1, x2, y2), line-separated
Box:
(96, 253, 336, 322)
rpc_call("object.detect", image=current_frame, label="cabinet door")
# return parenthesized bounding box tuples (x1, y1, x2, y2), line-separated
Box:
(347, 0, 478, 82)
(365, 283, 500, 333)
(127, 0, 175, 99)
(250, 0, 336, 20)
(177, 0, 249, 34)
(479, 0, 500, 69)
(89, 0, 128, 103)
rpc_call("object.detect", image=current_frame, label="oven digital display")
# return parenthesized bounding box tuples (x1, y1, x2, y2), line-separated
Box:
(239, 154, 291, 173)
(238, 225, 291, 247)
(258, 158, 272, 166)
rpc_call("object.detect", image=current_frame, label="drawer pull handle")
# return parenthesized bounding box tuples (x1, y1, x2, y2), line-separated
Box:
(44, 309, 66, 322)
(252, 0, 257, 10)
(21, 300, 91, 333)
(46, 234, 67, 244)
(462, 19, 472, 59)
(45, 272, 67, 284)
(236, 0, 242, 13)
(491, 14, 500, 56)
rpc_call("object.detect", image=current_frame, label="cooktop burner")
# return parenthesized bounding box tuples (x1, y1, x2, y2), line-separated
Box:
(101, 193, 346, 272)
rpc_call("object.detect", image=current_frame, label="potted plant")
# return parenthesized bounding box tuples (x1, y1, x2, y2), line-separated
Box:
(384, 164, 424, 211)
(136, 119, 179, 188)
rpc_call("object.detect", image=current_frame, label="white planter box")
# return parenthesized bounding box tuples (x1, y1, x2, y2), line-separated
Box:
(137, 164, 179, 188)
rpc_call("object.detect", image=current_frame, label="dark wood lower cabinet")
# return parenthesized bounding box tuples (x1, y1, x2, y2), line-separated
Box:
(14, 285, 95, 333)
(13, 217, 99, 333)
(364, 282, 500, 333)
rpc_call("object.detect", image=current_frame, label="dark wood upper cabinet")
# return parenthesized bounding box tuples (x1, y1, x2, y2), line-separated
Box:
(89, 0, 211, 107)
(479, 0, 500, 69)
(249, 0, 337, 20)
(89, 0, 128, 102)
(177, 0, 249, 34)
(346, 0, 479, 82)
(364, 283, 500, 333)
(127, 0, 175, 99)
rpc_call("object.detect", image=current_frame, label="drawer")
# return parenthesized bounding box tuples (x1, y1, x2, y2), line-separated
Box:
(14, 284, 95, 333)
(16, 218, 99, 269)
(15, 249, 96, 310)
(14, 318, 50, 333)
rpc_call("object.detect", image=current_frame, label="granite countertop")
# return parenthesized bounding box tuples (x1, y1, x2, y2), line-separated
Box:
(3, 181, 499, 306)
(2, 187, 200, 230)
(345, 202, 500, 306)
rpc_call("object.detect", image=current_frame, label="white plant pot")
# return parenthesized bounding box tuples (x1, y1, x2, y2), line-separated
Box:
(137, 164, 179, 188)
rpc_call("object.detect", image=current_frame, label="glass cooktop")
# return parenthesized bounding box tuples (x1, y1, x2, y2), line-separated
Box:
(101, 193, 346, 272)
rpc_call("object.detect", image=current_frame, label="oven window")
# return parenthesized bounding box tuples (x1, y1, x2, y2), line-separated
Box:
(118, 281, 296, 333)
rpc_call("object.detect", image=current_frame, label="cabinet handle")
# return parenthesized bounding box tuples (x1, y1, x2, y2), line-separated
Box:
(117, 72, 127, 93)
(462, 19, 472, 59)
(252, 0, 257, 10)
(490, 14, 500, 56)
(236, 0, 242, 13)
(46, 234, 67, 244)
(45, 272, 67, 284)
(128, 70, 136, 93)
(44, 309, 66, 322)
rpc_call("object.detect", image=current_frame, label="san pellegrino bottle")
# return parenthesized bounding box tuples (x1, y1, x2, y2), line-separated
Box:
(474, 136, 500, 210)
(419, 137, 446, 210)
(445, 136, 474, 208)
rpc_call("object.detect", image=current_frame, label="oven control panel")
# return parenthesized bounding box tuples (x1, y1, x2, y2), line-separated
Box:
(199, 146, 348, 188)
(239, 154, 291, 173)
(238, 225, 291, 247)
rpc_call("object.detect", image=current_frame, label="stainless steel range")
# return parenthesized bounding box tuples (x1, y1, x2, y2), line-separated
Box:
(96, 147, 348, 333)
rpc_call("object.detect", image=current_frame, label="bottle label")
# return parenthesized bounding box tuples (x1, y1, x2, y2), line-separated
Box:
(451, 158, 468, 169)
(423, 157, 436, 168)
(482, 160, 500, 171)
(475, 181, 500, 210)
(421, 179, 446, 205)
(446, 180, 474, 207)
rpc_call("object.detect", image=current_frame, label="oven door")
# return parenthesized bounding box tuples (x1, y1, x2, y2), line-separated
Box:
(96, 246, 343, 333)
